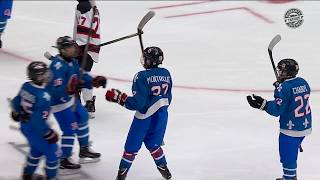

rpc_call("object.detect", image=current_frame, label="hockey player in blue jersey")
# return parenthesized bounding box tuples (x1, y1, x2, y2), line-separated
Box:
(47, 36, 106, 170)
(0, 0, 13, 48)
(246, 59, 311, 180)
(10, 61, 60, 180)
(105, 47, 173, 180)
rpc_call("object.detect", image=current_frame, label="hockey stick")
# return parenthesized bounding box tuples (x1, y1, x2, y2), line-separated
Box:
(138, 11, 155, 52)
(94, 11, 155, 49)
(96, 32, 142, 48)
(268, 34, 281, 81)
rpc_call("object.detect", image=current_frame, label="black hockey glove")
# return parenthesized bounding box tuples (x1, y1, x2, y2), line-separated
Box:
(246, 94, 267, 110)
(11, 109, 31, 122)
(92, 76, 107, 88)
(43, 129, 59, 144)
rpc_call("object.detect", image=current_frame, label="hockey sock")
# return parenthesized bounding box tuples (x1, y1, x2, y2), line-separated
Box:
(119, 151, 137, 170)
(282, 163, 297, 180)
(0, 20, 7, 34)
(77, 122, 89, 147)
(45, 160, 59, 179)
(150, 147, 167, 166)
(61, 135, 75, 158)
(23, 152, 41, 175)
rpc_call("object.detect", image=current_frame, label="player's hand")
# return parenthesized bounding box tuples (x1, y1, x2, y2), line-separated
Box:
(66, 76, 83, 95)
(105, 89, 128, 106)
(11, 111, 20, 122)
(246, 94, 267, 110)
(92, 76, 107, 88)
(43, 129, 59, 144)
(11, 109, 31, 122)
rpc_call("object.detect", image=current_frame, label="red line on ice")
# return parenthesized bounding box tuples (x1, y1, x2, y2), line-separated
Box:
(1, 49, 319, 93)
(164, 7, 274, 24)
(0, 49, 33, 62)
(149, 1, 215, 10)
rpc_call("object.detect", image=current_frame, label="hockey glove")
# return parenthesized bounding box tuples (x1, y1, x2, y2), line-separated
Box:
(105, 89, 128, 106)
(11, 109, 31, 123)
(92, 76, 107, 88)
(246, 94, 267, 110)
(66, 75, 83, 95)
(43, 129, 59, 144)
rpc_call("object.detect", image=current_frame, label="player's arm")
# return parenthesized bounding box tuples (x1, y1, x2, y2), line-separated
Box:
(29, 109, 59, 144)
(11, 94, 22, 113)
(124, 76, 148, 111)
(264, 87, 288, 117)
(10, 94, 25, 122)
(29, 109, 50, 136)
(29, 97, 59, 144)
(10, 88, 31, 122)
(246, 85, 288, 117)
(105, 73, 148, 111)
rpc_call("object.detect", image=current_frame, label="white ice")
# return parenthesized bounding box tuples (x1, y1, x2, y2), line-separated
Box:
(0, 1, 319, 180)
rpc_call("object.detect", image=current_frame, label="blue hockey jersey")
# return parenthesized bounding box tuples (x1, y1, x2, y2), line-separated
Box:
(47, 55, 80, 113)
(11, 82, 51, 137)
(125, 67, 172, 120)
(265, 77, 312, 137)
(0, 0, 13, 19)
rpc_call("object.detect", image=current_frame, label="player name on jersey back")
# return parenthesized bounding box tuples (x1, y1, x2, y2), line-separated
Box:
(292, 85, 308, 94)
(147, 75, 171, 84)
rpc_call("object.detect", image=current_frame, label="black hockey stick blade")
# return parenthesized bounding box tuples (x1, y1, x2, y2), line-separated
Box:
(268, 34, 281, 51)
(138, 11, 155, 31)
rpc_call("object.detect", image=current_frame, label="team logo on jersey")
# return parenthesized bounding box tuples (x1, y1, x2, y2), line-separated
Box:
(284, 8, 304, 29)
(43, 92, 51, 101)
(54, 62, 62, 70)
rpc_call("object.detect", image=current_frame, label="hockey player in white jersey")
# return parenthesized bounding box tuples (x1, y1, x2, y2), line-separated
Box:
(73, 0, 102, 118)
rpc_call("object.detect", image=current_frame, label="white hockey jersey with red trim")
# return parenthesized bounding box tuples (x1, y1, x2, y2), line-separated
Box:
(73, 3, 101, 62)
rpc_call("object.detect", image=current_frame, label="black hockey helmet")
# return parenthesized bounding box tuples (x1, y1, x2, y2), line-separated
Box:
(55, 36, 77, 50)
(27, 61, 50, 85)
(277, 58, 299, 81)
(140, 46, 163, 69)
